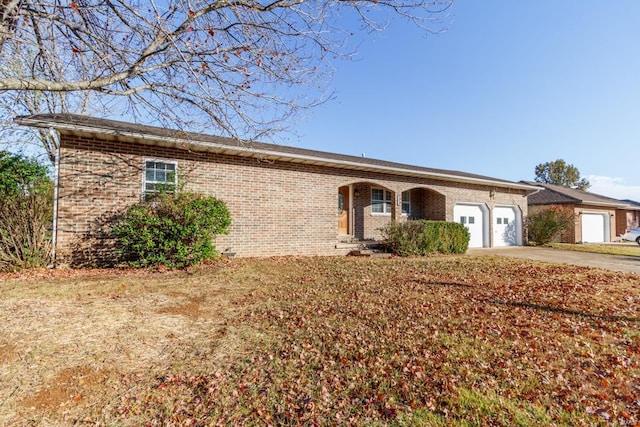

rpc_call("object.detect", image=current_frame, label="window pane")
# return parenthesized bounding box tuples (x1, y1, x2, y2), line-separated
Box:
(144, 161, 177, 196)
(372, 202, 383, 213)
(503, 218, 509, 224)
(385, 191, 392, 202)
(497, 218, 502, 225)
(372, 189, 383, 201)
(469, 216, 475, 224)
(460, 216, 466, 224)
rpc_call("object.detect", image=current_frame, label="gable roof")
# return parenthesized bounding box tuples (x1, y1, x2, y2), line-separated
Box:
(524, 181, 638, 209)
(16, 114, 539, 191)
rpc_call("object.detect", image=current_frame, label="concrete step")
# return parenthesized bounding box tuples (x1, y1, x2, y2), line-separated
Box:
(347, 249, 392, 258)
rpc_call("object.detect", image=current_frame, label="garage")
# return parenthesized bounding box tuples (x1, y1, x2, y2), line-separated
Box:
(581, 212, 609, 243)
(493, 206, 521, 246)
(454, 204, 488, 248)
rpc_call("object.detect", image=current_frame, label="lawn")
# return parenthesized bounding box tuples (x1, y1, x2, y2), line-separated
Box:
(0, 256, 638, 426)
(549, 243, 640, 258)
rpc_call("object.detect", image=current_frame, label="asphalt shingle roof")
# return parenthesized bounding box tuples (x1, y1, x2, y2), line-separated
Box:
(16, 114, 538, 191)
(524, 181, 636, 209)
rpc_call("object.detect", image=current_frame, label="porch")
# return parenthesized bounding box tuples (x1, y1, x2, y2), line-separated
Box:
(337, 182, 447, 242)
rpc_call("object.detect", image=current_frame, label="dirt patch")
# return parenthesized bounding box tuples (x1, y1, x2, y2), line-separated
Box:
(157, 296, 205, 318)
(20, 366, 111, 412)
(0, 342, 17, 364)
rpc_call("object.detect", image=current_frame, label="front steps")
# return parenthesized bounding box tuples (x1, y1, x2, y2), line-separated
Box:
(335, 241, 392, 258)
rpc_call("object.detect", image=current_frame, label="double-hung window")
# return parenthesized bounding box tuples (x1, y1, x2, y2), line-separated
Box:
(371, 188, 392, 214)
(143, 160, 177, 198)
(401, 191, 411, 216)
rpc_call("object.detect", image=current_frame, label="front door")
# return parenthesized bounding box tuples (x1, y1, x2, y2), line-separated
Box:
(338, 186, 349, 235)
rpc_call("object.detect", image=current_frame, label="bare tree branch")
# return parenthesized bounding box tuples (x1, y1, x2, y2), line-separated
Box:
(1, 0, 453, 140)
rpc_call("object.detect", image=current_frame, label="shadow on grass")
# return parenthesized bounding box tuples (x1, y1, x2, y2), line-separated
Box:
(490, 299, 639, 323)
(427, 281, 472, 288)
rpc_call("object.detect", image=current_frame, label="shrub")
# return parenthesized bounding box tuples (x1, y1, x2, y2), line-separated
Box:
(0, 152, 53, 272)
(0, 183, 54, 272)
(112, 191, 231, 268)
(381, 220, 470, 256)
(526, 206, 576, 245)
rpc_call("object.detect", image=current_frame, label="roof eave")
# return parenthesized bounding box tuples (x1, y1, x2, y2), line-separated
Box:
(15, 116, 539, 192)
(530, 199, 631, 209)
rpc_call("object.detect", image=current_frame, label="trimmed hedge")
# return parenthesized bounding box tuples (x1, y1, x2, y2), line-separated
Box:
(381, 220, 470, 256)
(112, 191, 231, 268)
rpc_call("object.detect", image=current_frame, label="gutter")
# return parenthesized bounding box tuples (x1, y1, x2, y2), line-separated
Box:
(16, 116, 540, 192)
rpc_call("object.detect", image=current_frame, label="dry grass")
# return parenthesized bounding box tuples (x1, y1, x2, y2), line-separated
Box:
(0, 256, 638, 426)
(550, 242, 640, 257)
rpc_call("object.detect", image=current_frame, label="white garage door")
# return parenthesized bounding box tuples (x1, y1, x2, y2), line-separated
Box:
(493, 206, 520, 246)
(454, 204, 486, 248)
(581, 213, 607, 243)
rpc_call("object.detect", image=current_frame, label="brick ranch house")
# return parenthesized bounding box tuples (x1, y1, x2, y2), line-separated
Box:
(525, 182, 640, 243)
(17, 114, 540, 266)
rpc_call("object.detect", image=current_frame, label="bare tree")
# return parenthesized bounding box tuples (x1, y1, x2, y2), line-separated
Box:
(0, 0, 453, 140)
(1, 42, 96, 163)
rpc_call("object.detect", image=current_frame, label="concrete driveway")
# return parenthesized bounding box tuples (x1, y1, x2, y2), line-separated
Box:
(467, 246, 640, 274)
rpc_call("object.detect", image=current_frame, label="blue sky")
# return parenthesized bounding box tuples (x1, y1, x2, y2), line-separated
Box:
(279, 1, 640, 201)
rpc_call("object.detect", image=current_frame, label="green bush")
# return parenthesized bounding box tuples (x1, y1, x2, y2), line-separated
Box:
(112, 191, 231, 268)
(526, 206, 576, 245)
(381, 220, 470, 256)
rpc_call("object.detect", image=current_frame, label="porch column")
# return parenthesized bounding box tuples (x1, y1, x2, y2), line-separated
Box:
(391, 190, 400, 223)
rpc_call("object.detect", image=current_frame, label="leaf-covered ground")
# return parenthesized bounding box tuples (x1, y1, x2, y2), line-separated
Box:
(1, 256, 638, 426)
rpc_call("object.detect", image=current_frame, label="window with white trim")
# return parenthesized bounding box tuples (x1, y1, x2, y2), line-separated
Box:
(143, 160, 177, 198)
(402, 191, 411, 215)
(371, 188, 392, 214)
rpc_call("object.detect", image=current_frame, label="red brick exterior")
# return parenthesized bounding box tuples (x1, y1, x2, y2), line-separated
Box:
(616, 208, 640, 236)
(54, 133, 529, 265)
(527, 204, 617, 243)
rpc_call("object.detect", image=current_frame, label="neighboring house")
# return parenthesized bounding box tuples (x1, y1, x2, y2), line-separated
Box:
(620, 199, 640, 232)
(525, 182, 640, 243)
(17, 114, 539, 266)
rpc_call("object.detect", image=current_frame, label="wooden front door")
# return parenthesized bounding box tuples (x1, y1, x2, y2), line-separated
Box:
(338, 186, 349, 235)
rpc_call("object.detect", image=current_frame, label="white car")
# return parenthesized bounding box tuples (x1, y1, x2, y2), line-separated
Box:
(621, 227, 640, 245)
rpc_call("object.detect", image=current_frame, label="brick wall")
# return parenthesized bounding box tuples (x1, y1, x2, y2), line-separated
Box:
(616, 209, 640, 235)
(55, 133, 529, 265)
(527, 204, 617, 244)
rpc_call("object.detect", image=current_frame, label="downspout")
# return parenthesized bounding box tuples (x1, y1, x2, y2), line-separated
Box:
(526, 188, 543, 197)
(522, 186, 544, 246)
(49, 128, 61, 268)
